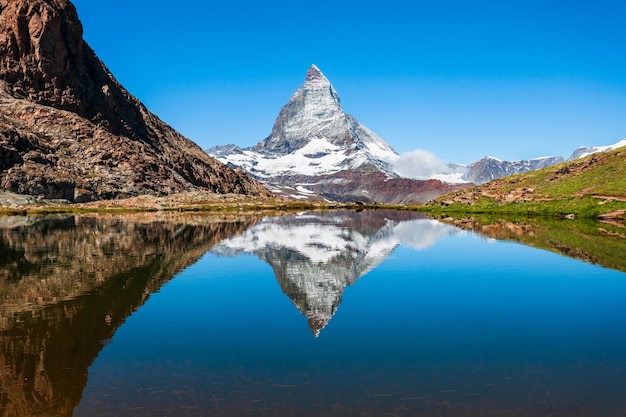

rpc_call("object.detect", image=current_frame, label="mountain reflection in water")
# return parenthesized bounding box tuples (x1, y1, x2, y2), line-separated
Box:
(211, 210, 459, 336)
(1, 211, 626, 417)
(0, 213, 259, 417)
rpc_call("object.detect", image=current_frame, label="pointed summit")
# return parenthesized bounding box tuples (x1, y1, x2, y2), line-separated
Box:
(252, 64, 345, 155)
(306, 64, 327, 82)
(251, 65, 397, 176)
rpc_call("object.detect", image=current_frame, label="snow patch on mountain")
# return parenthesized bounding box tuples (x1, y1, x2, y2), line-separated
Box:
(219, 137, 350, 178)
(568, 138, 626, 160)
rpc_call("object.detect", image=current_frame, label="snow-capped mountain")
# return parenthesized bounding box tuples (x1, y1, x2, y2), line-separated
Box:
(452, 155, 565, 185)
(208, 65, 468, 203)
(211, 210, 460, 336)
(210, 65, 398, 179)
(456, 138, 626, 185)
(568, 138, 626, 160)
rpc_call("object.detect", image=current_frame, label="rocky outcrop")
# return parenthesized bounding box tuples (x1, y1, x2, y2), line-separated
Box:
(0, 0, 269, 202)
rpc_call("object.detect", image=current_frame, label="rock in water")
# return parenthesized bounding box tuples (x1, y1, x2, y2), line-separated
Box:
(0, 0, 269, 202)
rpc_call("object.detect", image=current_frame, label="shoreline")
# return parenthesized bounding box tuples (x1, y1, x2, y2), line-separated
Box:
(0, 190, 395, 215)
(1, 190, 625, 222)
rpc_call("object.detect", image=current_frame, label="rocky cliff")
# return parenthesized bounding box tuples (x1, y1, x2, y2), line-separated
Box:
(0, 0, 269, 202)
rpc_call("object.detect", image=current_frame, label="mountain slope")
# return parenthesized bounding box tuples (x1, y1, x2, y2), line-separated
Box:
(429, 145, 626, 218)
(209, 65, 468, 203)
(0, 0, 269, 202)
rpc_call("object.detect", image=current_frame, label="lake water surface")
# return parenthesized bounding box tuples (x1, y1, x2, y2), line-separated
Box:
(1, 211, 626, 416)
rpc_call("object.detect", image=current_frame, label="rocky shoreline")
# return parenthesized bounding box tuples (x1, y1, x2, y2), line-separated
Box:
(0, 190, 385, 214)
(0, 190, 278, 211)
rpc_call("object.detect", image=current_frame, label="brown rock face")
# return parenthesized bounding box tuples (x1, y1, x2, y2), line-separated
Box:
(270, 171, 471, 204)
(0, 0, 146, 138)
(0, 0, 270, 201)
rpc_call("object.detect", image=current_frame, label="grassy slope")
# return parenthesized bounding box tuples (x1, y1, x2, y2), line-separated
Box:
(416, 146, 626, 218)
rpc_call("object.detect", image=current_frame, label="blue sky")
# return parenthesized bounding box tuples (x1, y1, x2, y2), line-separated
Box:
(71, 0, 626, 163)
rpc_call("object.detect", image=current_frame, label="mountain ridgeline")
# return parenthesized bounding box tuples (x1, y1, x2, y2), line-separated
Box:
(0, 0, 269, 202)
(451, 138, 626, 185)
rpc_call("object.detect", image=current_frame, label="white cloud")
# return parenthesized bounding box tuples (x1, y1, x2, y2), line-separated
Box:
(390, 149, 452, 179)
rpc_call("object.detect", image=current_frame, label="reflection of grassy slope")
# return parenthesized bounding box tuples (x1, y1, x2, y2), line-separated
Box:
(419, 147, 626, 218)
(437, 213, 626, 272)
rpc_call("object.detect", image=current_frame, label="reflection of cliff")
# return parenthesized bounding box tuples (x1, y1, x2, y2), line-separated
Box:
(0, 213, 258, 417)
(213, 210, 459, 336)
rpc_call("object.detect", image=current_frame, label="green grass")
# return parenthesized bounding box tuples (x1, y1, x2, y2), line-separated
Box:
(413, 196, 626, 219)
(501, 152, 626, 198)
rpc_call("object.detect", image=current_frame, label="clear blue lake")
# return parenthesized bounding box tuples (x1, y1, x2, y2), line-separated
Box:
(1, 210, 625, 416)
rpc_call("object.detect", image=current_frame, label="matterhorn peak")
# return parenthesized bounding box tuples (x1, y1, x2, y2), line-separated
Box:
(251, 64, 346, 155)
(212, 64, 402, 184)
(208, 65, 469, 203)
(249, 64, 398, 169)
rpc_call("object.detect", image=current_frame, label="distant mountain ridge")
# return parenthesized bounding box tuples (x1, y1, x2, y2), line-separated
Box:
(451, 138, 626, 185)
(450, 156, 565, 185)
(0, 0, 268, 202)
(568, 138, 626, 161)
